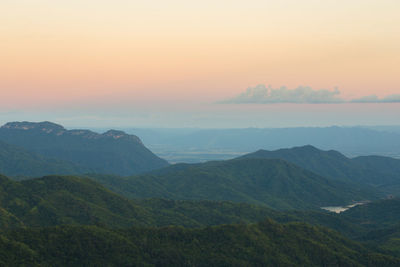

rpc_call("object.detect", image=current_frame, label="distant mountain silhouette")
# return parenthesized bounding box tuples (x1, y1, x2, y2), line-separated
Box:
(240, 145, 400, 194)
(0, 121, 169, 175)
(130, 127, 400, 160)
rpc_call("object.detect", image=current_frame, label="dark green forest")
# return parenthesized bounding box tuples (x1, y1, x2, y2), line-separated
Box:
(1, 173, 400, 265)
(1, 220, 400, 266)
(242, 145, 400, 193)
(87, 158, 380, 210)
(2, 122, 400, 265)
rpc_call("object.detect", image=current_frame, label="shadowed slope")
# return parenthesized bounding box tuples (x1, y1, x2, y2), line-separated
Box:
(0, 140, 92, 178)
(95, 158, 377, 210)
(0, 121, 169, 175)
(241, 145, 400, 193)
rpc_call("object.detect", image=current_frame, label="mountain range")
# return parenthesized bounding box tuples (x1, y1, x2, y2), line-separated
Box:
(88, 157, 379, 210)
(241, 145, 400, 194)
(0, 173, 399, 265)
(0, 174, 290, 228)
(0, 121, 169, 176)
(2, 121, 400, 265)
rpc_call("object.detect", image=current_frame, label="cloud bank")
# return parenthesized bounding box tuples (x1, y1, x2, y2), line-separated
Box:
(220, 85, 400, 104)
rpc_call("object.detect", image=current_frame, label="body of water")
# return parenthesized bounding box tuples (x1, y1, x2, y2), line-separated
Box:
(321, 202, 367, 213)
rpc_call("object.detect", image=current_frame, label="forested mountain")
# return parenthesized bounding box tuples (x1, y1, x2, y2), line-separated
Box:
(1, 124, 400, 265)
(1, 220, 399, 266)
(89, 158, 379, 210)
(0, 174, 149, 228)
(0, 173, 376, 232)
(0, 121, 169, 175)
(241, 145, 400, 193)
(1, 173, 400, 265)
(338, 198, 400, 257)
(0, 174, 292, 228)
(342, 198, 400, 229)
(352, 156, 400, 194)
(0, 140, 92, 178)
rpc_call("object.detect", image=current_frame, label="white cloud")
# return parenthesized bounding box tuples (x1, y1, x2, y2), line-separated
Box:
(220, 85, 344, 104)
(220, 85, 400, 104)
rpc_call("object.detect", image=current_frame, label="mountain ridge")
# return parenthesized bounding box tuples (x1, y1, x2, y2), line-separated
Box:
(1, 121, 143, 143)
(0, 121, 169, 175)
(90, 157, 379, 210)
(240, 145, 400, 193)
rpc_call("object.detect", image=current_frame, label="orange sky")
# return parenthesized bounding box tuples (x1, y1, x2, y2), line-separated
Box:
(0, 1, 399, 126)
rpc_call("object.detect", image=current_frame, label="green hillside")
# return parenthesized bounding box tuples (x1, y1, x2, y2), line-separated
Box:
(352, 156, 400, 194)
(1, 220, 398, 266)
(0, 174, 152, 227)
(241, 145, 400, 193)
(1, 173, 400, 265)
(91, 158, 378, 210)
(0, 174, 295, 228)
(358, 225, 400, 258)
(0, 173, 375, 232)
(342, 198, 400, 229)
(337, 198, 400, 258)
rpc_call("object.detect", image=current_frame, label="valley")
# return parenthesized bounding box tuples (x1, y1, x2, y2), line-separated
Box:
(3, 1, 399, 264)
(1, 121, 400, 265)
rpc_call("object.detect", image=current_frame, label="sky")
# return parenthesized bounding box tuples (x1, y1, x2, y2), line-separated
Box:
(0, 0, 399, 128)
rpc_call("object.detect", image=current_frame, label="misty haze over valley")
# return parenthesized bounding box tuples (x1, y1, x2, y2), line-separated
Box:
(104, 126, 400, 163)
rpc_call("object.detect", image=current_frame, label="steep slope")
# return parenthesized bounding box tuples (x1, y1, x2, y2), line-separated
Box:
(3, 171, 367, 234)
(241, 145, 400, 190)
(241, 145, 357, 180)
(341, 198, 400, 229)
(0, 173, 379, 229)
(1, 175, 399, 265)
(0, 140, 92, 178)
(0, 174, 152, 227)
(0, 121, 169, 175)
(0, 174, 290, 228)
(339, 198, 400, 257)
(1, 220, 399, 266)
(352, 156, 400, 193)
(99, 158, 377, 210)
(357, 224, 400, 258)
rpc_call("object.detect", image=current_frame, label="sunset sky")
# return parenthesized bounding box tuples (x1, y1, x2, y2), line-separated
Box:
(0, 0, 399, 128)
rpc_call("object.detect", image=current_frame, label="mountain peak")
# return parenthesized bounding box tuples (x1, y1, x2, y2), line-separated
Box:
(102, 130, 143, 143)
(103, 130, 128, 138)
(0, 121, 167, 175)
(292, 145, 319, 152)
(1, 121, 65, 133)
(253, 145, 320, 155)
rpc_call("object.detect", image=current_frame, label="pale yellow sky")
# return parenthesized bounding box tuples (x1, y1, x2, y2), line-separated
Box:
(0, 0, 399, 125)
